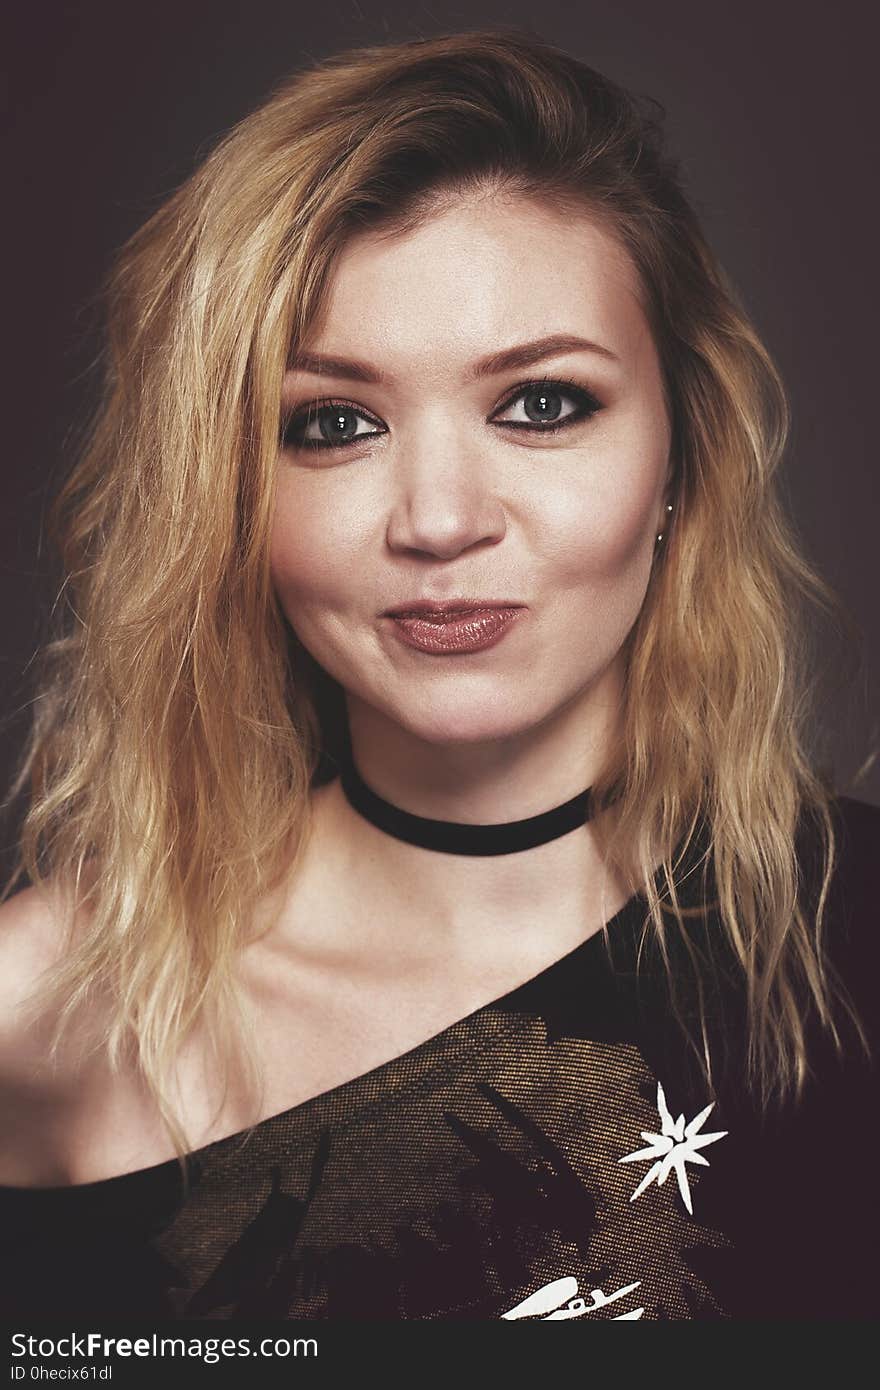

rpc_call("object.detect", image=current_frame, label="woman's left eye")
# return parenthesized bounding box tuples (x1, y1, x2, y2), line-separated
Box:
(490, 379, 603, 432)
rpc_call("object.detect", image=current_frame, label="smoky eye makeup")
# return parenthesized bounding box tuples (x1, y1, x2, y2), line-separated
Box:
(278, 375, 605, 454)
(279, 397, 387, 452)
(489, 377, 604, 432)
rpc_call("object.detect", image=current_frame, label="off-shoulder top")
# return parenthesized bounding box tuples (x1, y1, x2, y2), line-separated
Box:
(1, 796, 876, 1321)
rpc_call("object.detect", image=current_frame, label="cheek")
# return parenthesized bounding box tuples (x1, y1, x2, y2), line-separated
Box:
(545, 493, 648, 579)
(534, 434, 664, 648)
(269, 481, 361, 614)
(544, 464, 658, 588)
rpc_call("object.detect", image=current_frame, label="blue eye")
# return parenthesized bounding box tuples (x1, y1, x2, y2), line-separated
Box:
(280, 400, 387, 452)
(279, 377, 603, 454)
(490, 379, 603, 432)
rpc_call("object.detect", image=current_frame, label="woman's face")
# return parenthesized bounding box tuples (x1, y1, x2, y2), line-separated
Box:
(270, 194, 672, 753)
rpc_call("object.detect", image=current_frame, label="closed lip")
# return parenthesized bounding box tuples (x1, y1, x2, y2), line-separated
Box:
(383, 599, 525, 618)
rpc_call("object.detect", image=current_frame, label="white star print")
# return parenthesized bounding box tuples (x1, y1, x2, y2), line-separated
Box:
(618, 1082, 728, 1215)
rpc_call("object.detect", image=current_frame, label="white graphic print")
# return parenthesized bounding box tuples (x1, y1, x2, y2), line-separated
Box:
(501, 1275, 644, 1320)
(618, 1082, 727, 1215)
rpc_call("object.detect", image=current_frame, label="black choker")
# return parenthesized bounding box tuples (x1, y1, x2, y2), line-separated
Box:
(338, 754, 608, 856)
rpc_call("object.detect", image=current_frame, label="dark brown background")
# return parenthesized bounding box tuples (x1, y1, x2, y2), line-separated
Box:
(3, 0, 878, 854)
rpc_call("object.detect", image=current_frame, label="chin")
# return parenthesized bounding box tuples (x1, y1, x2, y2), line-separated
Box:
(387, 695, 552, 750)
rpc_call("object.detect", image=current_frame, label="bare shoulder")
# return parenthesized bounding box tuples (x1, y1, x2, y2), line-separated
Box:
(0, 879, 75, 1041)
(0, 877, 117, 1185)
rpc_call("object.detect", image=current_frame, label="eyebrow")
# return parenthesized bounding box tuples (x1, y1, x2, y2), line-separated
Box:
(287, 333, 620, 385)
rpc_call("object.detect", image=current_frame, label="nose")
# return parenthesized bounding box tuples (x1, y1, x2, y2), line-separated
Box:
(384, 428, 508, 560)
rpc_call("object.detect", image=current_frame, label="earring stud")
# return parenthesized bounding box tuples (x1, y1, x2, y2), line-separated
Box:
(656, 501, 673, 544)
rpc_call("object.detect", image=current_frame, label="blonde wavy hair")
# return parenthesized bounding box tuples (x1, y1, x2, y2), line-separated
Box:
(2, 27, 873, 1165)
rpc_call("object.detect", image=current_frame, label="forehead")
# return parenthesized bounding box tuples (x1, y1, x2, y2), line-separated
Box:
(307, 195, 650, 378)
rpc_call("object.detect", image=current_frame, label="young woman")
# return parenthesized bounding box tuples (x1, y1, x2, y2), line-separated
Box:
(0, 29, 876, 1322)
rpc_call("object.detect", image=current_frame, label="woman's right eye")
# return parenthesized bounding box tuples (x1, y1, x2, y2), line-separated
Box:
(280, 401, 387, 452)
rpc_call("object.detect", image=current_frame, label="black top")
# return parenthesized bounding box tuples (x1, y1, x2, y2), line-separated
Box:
(1, 795, 877, 1321)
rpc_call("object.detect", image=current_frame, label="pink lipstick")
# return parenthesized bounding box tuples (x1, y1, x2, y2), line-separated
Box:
(385, 603, 525, 655)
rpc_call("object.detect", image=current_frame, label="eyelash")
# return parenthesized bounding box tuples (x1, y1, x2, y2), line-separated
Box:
(279, 377, 604, 453)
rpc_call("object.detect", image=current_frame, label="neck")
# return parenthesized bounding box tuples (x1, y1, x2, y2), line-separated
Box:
(310, 673, 627, 953)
